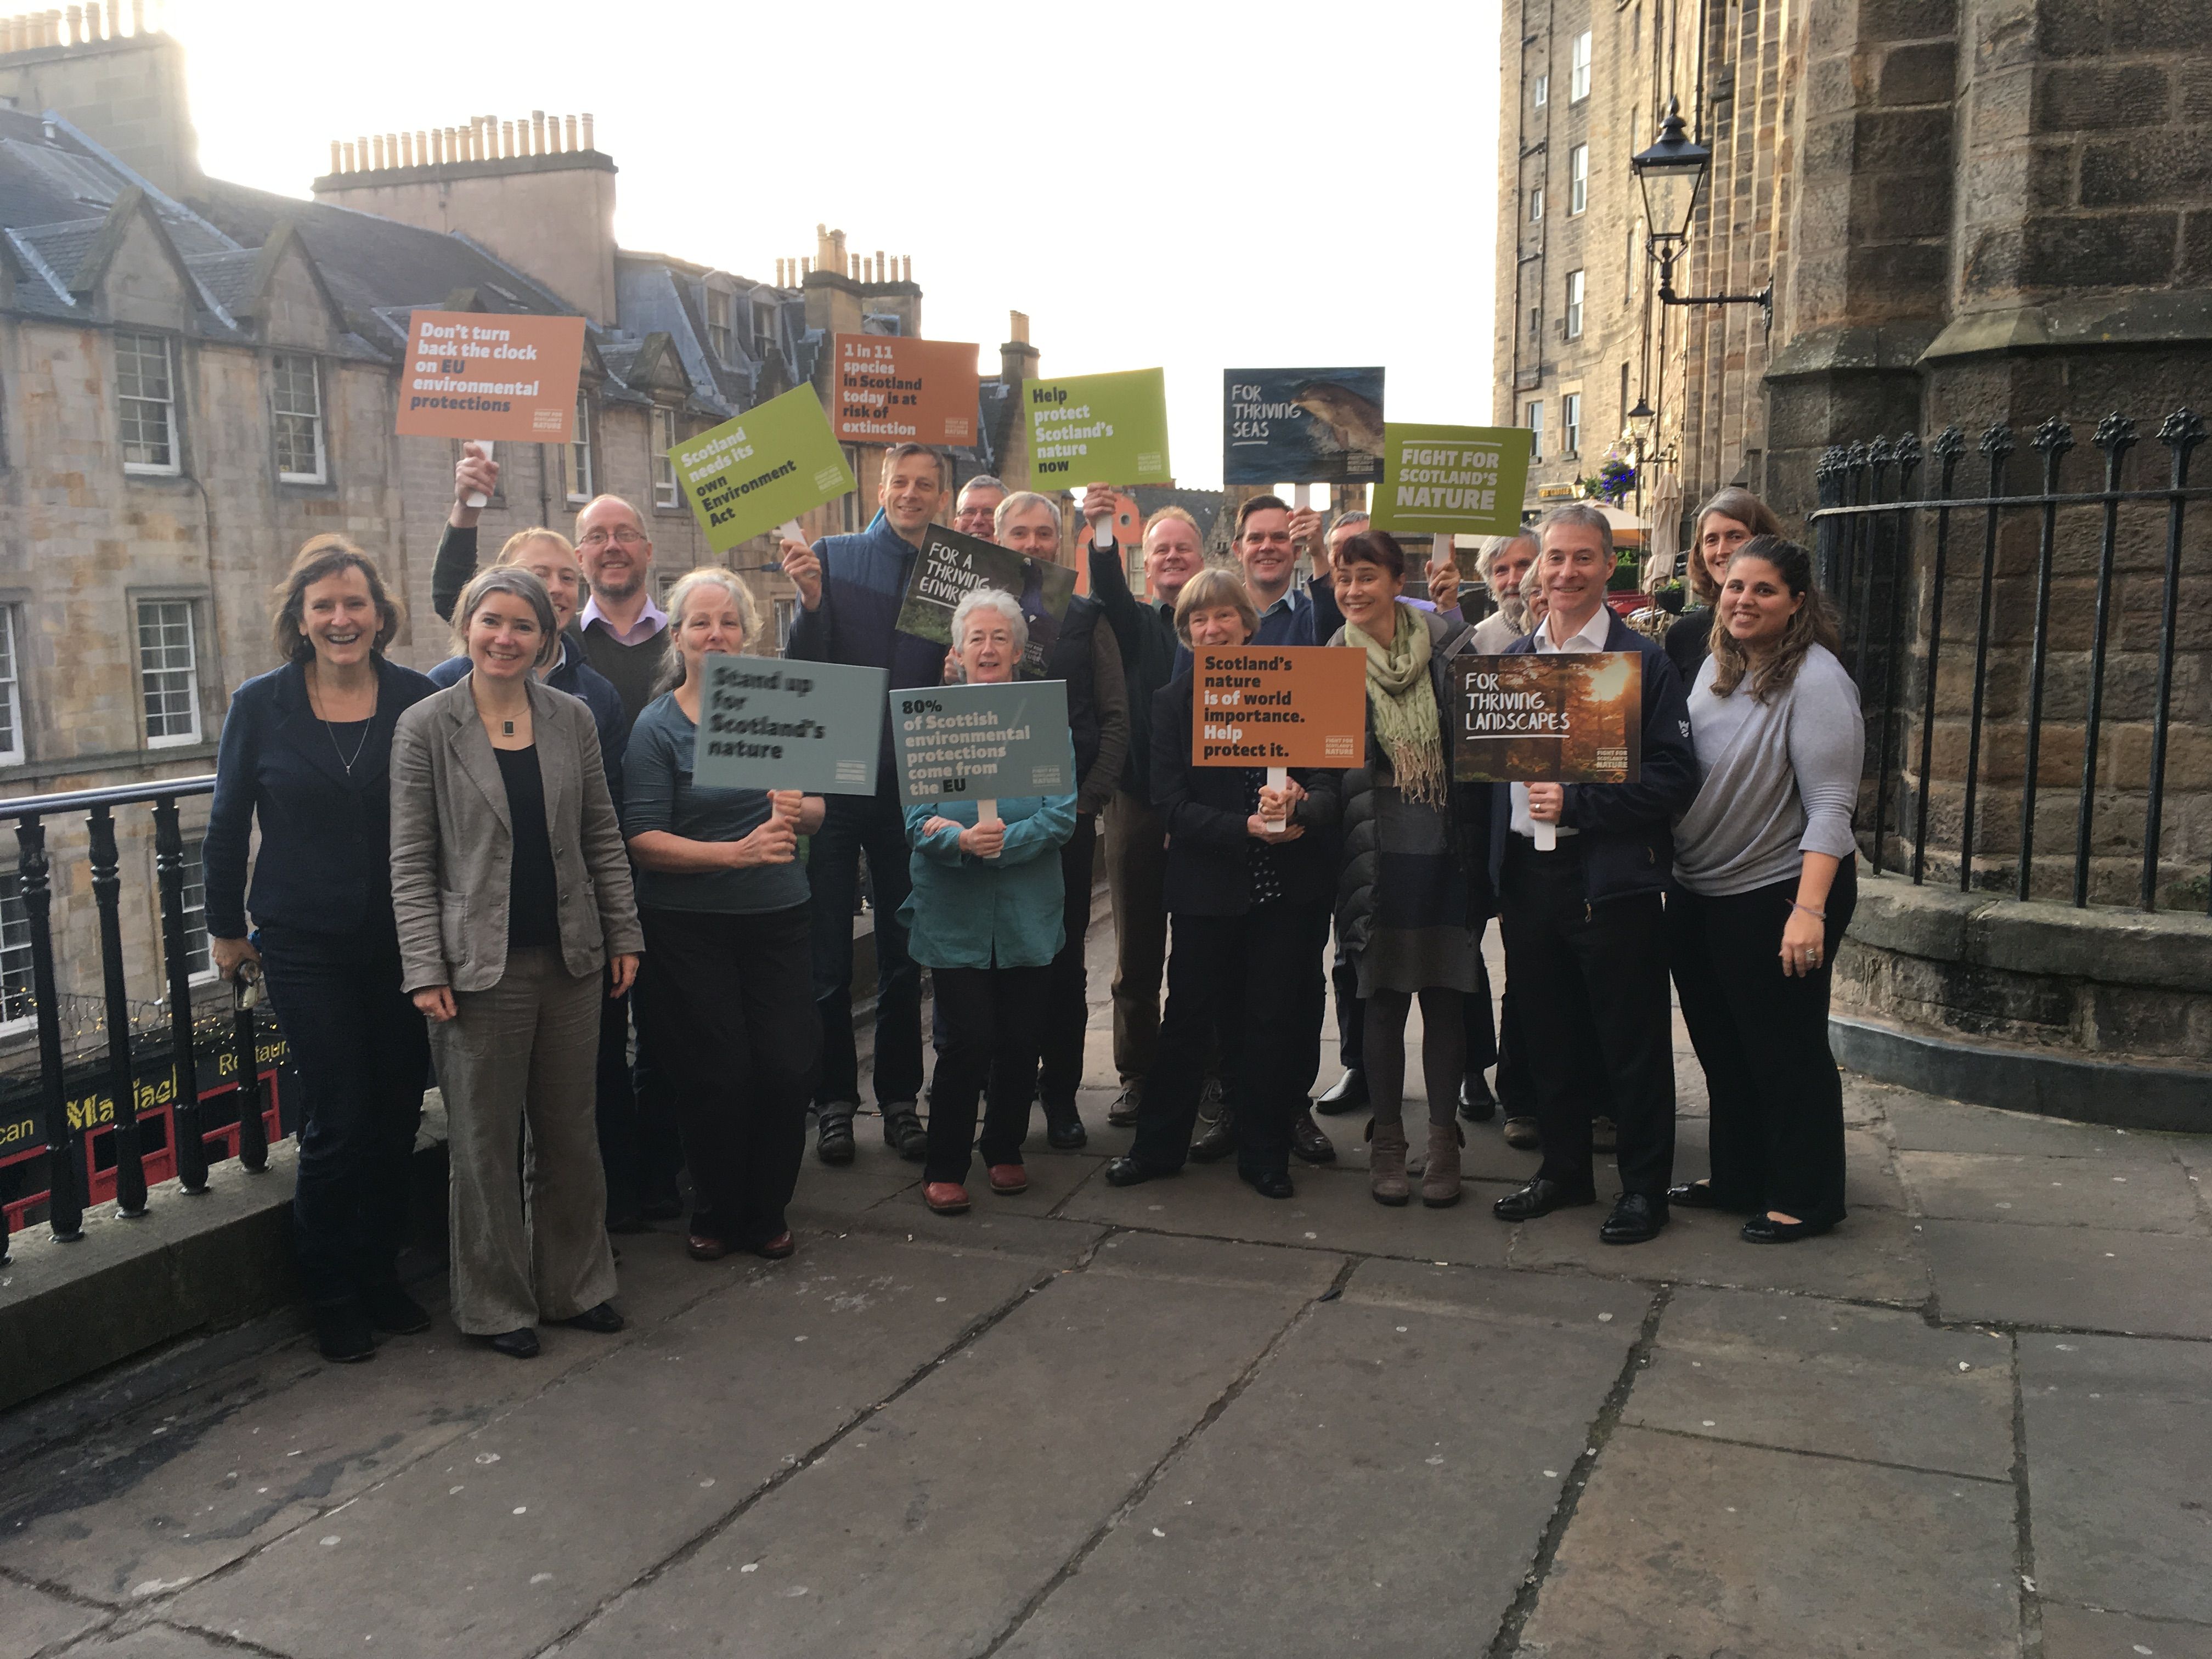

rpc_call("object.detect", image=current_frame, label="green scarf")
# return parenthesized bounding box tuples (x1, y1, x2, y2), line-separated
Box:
(1345, 601, 1446, 806)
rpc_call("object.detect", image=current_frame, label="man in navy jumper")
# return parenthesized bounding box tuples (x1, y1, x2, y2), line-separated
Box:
(780, 443, 951, 1165)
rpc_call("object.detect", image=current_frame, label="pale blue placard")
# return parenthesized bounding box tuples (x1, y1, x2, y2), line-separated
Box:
(889, 680, 1074, 807)
(691, 656, 887, 795)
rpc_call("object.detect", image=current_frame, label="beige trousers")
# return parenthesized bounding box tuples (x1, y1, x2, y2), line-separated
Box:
(432, 947, 617, 1335)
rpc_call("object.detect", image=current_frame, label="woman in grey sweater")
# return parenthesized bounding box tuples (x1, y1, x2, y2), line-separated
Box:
(1664, 537, 1863, 1243)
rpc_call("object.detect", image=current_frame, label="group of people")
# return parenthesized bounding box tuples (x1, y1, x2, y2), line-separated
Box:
(203, 438, 1862, 1366)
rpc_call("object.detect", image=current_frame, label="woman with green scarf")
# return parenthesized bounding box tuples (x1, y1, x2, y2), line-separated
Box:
(1314, 531, 1494, 1207)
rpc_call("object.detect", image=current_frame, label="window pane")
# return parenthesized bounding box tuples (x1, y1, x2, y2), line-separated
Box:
(1571, 31, 1592, 100)
(270, 355, 324, 481)
(0, 610, 18, 761)
(0, 872, 33, 1024)
(138, 599, 199, 742)
(653, 408, 678, 508)
(180, 849, 210, 976)
(117, 332, 176, 471)
(570, 396, 592, 499)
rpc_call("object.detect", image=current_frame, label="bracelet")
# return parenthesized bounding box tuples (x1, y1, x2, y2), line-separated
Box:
(1791, 901, 1826, 919)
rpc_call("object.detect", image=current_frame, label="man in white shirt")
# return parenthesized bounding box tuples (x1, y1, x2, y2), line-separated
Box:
(1487, 505, 1699, 1244)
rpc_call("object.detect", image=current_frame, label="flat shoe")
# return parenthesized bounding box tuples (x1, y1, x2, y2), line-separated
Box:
(487, 1328, 539, 1359)
(924, 1182, 970, 1214)
(1742, 1214, 1836, 1244)
(686, 1234, 731, 1261)
(1492, 1177, 1596, 1222)
(1666, 1181, 1721, 1210)
(1458, 1071, 1497, 1124)
(562, 1302, 625, 1333)
(752, 1231, 796, 1260)
(1314, 1068, 1367, 1115)
(987, 1163, 1029, 1195)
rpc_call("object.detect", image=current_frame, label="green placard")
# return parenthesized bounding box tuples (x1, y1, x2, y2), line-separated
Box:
(889, 680, 1075, 807)
(673, 386, 856, 553)
(1370, 422, 1534, 538)
(1025, 369, 1172, 486)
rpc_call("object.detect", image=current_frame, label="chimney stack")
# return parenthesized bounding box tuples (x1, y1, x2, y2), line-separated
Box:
(581, 112, 594, 151)
(902, 255, 912, 281)
(1002, 310, 1039, 386)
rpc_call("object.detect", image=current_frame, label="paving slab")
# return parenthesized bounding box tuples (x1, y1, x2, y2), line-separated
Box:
(556, 1233, 1338, 1659)
(1924, 1220, 2212, 1336)
(1506, 1201, 1932, 1305)
(1900, 1151, 2209, 1234)
(996, 1261, 1639, 1659)
(40, 1625, 236, 1657)
(2040, 1604, 2212, 1659)
(1624, 1286, 2016, 1477)
(2022, 1335, 2212, 1626)
(0, 1576, 108, 1657)
(1884, 1094, 2159, 1159)
(1514, 1426, 2019, 1659)
(1057, 1160, 1515, 1267)
(1673, 1119, 1906, 1211)
(871, 1146, 1104, 1218)
(162, 1230, 1070, 1658)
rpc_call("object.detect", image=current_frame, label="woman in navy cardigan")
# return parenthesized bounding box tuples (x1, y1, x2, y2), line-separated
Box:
(202, 537, 437, 1363)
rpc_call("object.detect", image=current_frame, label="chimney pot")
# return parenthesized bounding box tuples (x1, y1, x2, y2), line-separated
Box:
(399, 132, 413, 167)
(87, 1, 102, 39)
(564, 114, 578, 151)
(532, 110, 545, 154)
(581, 112, 594, 151)
(130, 0, 142, 31)
(415, 128, 427, 165)
(802, 257, 812, 277)
(341, 141, 356, 172)
(903, 255, 912, 281)
(1010, 310, 1029, 345)
(499, 119, 513, 158)
(386, 131, 398, 166)
(328, 139, 341, 174)
(65, 5, 80, 46)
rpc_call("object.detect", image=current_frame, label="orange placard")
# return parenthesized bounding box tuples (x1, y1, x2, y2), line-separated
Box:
(1192, 646, 1368, 768)
(395, 311, 588, 443)
(832, 335, 980, 446)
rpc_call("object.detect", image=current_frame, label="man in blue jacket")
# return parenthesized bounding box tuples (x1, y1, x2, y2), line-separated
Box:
(780, 443, 952, 1165)
(1487, 504, 1698, 1245)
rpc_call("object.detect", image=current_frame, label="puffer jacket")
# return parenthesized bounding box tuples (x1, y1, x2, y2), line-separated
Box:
(1307, 606, 1495, 960)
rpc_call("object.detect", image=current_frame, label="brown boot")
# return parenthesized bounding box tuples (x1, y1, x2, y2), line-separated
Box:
(1421, 1122, 1465, 1207)
(1367, 1118, 1410, 1206)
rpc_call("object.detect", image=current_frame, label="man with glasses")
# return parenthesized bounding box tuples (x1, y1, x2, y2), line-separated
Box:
(573, 495, 672, 739)
(953, 475, 1007, 541)
(780, 443, 953, 1167)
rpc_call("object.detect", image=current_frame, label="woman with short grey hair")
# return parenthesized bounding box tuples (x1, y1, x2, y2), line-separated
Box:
(949, 586, 1030, 669)
(390, 566, 643, 1358)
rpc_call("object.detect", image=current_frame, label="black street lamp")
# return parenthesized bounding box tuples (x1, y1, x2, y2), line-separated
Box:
(1632, 97, 1772, 326)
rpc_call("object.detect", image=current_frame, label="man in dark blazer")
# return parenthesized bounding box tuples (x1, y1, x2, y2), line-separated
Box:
(1487, 504, 1699, 1244)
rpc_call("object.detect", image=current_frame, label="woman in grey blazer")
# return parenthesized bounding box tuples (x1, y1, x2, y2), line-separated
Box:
(391, 567, 644, 1357)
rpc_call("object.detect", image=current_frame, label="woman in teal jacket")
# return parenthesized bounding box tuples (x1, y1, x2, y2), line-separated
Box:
(903, 588, 1076, 1215)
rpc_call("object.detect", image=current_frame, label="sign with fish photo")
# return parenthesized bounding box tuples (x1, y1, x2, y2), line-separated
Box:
(1223, 367, 1386, 486)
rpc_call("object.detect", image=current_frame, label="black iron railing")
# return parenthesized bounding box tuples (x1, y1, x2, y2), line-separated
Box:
(1810, 409, 2209, 913)
(1, 776, 283, 1259)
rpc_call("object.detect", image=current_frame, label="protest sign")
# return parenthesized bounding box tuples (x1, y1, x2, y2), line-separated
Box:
(1452, 652, 1642, 783)
(690, 656, 887, 795)
(890, 680, 1074, 816)
(1192, 645, 1366, 835)
(832, 335, 980, 446)
(673, 386, 856, 555)
(1223, 367, 1386, 486)
(1370, 423, 1534, 538)
(894, 524, 1077, 678)
(394, 310, 586, 443)
(1026, 369, 1172, 485)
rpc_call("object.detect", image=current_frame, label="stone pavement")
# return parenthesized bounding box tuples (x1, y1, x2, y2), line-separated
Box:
(2, 921, 2210, 1659)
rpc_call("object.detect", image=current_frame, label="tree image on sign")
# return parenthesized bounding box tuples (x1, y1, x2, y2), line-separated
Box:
(1372, 423, 1534, 538)
(674, 386, 856, 554)
(894, 525, 1077, 677)
(1451, 653, 1643, 783)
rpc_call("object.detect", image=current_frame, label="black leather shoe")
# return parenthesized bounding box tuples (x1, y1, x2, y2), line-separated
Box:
(1314, 1068, 1368, 1115)
(1041, 1099, 1088, 1150)
(1741, 1213, 1836, 1244)
(1458, 1071, 1497, 1123)
(1289, 1111, 1336, 1164)
(358, 1282, 431, 1335)
(312, 1300, 376, 1363)
(561, 1301, 625, 1334)
(1600, 1193, 1669, 1245)
(882, 1102, 929, 1163)
(1104, 1155, 1178, 1188)
(1492, 1178, 1597, 1222)
(1666, 1180, 1721, 1210)
(487, 1328, 540, 1359)
(816, 1110, 857, 1166)
(1188, 1106, 1237, 1163)
(1240, 1167, 1295, 1200)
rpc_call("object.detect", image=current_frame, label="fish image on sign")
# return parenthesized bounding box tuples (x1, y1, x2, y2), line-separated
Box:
(1223, 367, 1386, 486)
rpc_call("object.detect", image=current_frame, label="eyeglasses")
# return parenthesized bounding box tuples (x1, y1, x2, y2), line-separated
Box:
(579, 527, 648, 549)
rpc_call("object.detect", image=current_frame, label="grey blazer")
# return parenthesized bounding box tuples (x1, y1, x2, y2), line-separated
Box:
(390, 676, 644, 994)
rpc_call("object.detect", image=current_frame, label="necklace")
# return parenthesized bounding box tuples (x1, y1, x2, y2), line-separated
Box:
(309, 666, 373, 776)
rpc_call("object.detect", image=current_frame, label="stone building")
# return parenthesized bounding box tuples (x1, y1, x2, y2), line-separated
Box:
(1494, 1, 2212, 1120)
(0, 10, 1037, 1061)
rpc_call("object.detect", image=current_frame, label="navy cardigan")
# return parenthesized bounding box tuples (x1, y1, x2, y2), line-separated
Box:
(202, 655, 438, 940)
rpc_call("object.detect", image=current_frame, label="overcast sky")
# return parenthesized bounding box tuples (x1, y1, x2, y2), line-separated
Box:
(174, 0, 1500, 494)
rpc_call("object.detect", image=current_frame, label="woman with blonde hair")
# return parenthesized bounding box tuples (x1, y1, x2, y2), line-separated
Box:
(391, 567, 641, 1357)
(624, 569, 824, 1262)
(204, 537, 439, 1362)
(1666, 486, 1785, 679)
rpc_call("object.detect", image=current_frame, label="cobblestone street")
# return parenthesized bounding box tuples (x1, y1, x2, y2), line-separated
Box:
(4, 919, 2210, 1659)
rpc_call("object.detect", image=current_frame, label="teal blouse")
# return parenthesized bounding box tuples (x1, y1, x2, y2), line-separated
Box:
(899, 794, 1076, 969)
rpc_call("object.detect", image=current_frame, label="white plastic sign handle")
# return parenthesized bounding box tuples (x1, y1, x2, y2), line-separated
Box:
(1263, 765, 1289, 837)
(1534, 821, 1558, 852)
(977, 798, 999, 825)
(464, 440, 493, 509)
(776, 518, 804, 543)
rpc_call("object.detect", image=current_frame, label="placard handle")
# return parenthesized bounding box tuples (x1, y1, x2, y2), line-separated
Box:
(977, 798, 998, 825)
(776, 518, 804, 543)
(1533, 821, 1558, 852)
(464, 440, 493, 509)
(1263, 765, 1289, 837)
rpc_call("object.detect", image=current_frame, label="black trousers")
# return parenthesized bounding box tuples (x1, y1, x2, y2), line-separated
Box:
(634, 904, 819, 1248)
(1667, 861, 1857, 1222)
(257, 922, 430, 1305)
(1133, 901, 1329, 1177)
(1497, 841, 1675, 1197)
(927, 964, 1049, 1183)
(806, 781, 923, 1111)
(1034, 814, 1098, 1109)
